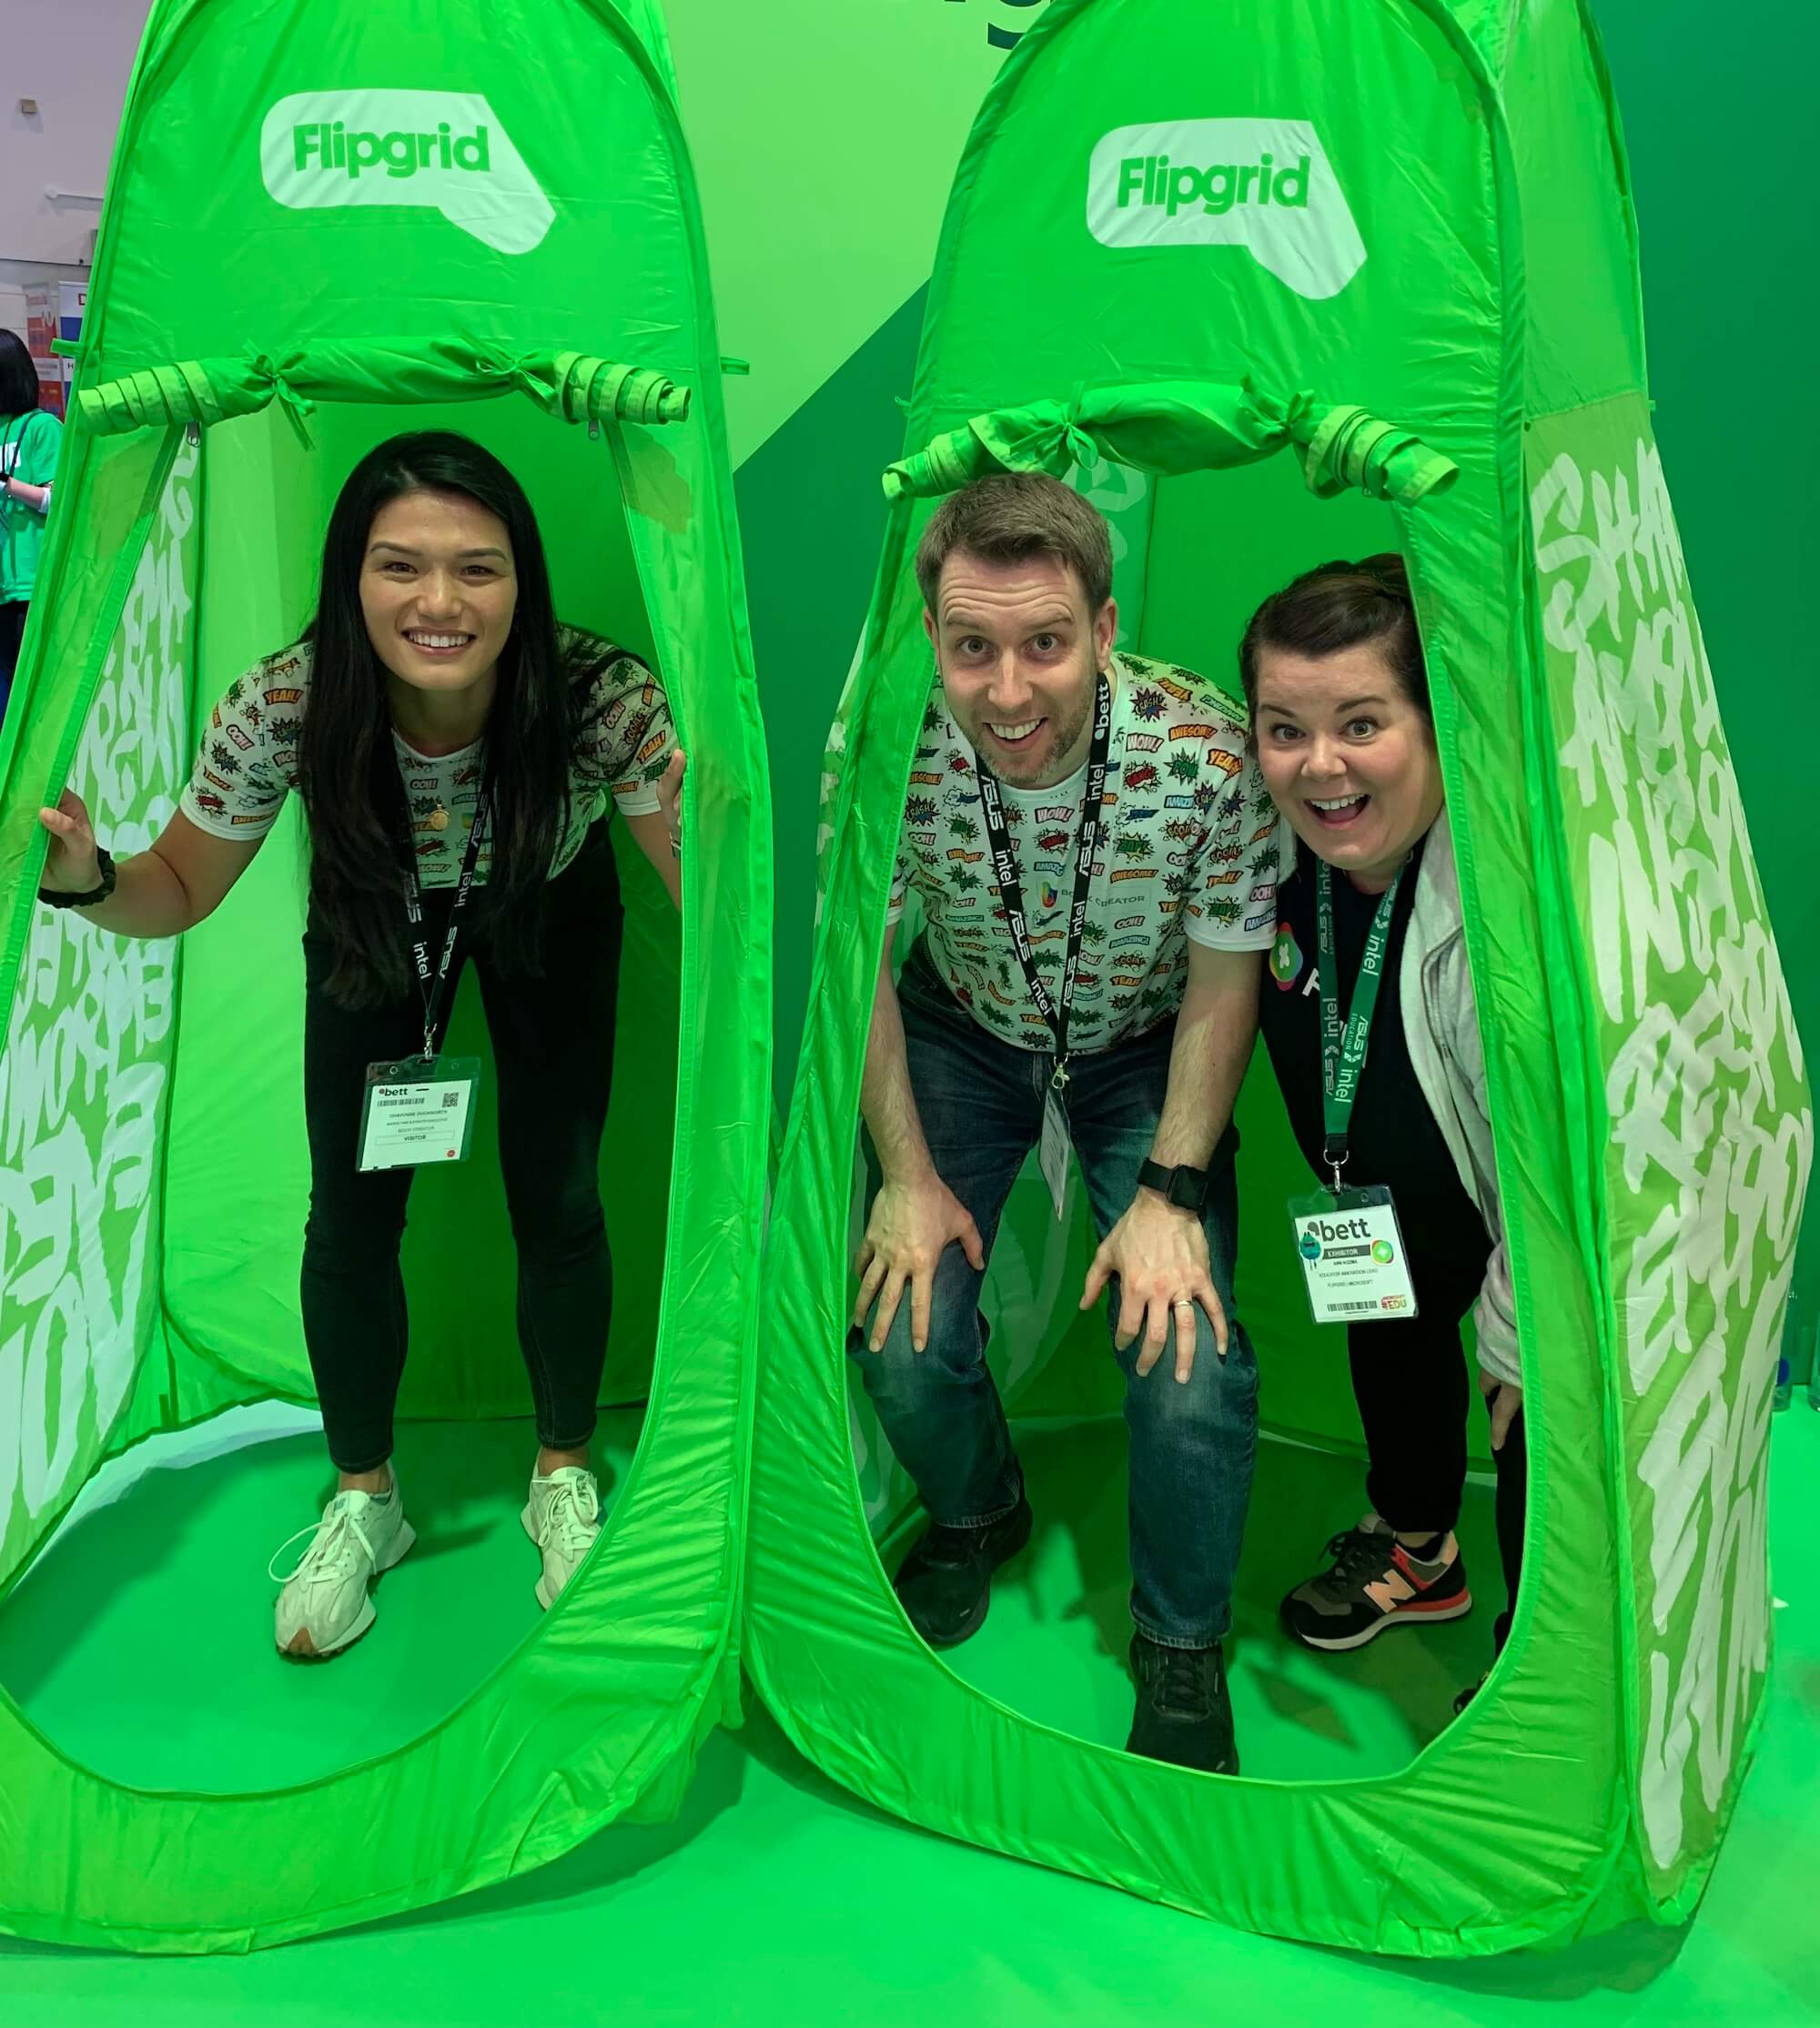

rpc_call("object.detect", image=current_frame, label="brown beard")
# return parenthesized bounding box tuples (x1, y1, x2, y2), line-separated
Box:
(967, 672, 1097, 788)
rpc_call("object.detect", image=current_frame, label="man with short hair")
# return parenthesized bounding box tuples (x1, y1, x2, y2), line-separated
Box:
(853, 472, 1286, 1772)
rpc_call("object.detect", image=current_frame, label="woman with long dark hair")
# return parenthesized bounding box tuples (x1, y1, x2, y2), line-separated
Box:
(1, 328, 62, 727)
(37, 431, 685, 1660)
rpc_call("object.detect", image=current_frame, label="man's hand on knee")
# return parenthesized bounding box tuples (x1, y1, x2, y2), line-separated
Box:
(853, 1173, 986, 1353)
(1082, 1195, 1228, 1382)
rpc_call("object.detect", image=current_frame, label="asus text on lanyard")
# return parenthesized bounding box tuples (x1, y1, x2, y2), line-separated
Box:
(1288, 856, 1420, 1324)
(974, 669, 1112, 1216)
(356, 784, 491, 1173)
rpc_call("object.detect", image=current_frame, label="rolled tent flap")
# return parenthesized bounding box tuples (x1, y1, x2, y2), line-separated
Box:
(883, 382, 1458, 506)
(76, 344, 693, 439)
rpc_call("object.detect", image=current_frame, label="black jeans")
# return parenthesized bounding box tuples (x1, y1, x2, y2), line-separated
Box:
(299, 822, 622, 1473)
(0, 600, 25, 728)
(1347, 1217, 1526, 1648)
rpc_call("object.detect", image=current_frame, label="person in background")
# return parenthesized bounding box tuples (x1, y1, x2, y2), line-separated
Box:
(853, 473, 1286, 1773)
(1244, 555, 1524, 1711)
(0, 328, 63, 727)
(37, 431, 684, 1661)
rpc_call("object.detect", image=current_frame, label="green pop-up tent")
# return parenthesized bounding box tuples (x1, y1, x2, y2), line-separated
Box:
(750, 0, 1810, 1956)
(0, 0, 769, 1952)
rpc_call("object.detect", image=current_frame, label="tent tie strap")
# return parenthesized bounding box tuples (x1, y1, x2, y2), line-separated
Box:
(248, 353, 319, 449)
(882, 380, 1458, 509)
(473, 348, 692, 427)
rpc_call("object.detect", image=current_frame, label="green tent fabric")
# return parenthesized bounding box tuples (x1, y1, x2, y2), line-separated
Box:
(0, 0, 769, 1952)
(750, 0, 1810, 1957)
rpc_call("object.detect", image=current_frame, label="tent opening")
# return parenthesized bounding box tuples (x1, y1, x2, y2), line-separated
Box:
(844, 444, 1522, 1781)
(0, 387, 685, 1795)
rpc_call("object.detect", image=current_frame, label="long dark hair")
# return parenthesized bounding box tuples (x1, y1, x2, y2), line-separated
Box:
(298, 430, 586, 1005)
(0, 330, 41, 419)
(1237, 554, 1431, 726)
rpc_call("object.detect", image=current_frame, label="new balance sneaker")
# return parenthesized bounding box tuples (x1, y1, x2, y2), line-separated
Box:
(522, 1466, 603, 1609)
(1127, 1634, 1239, 1774)
(271, 1481, 415, 1660)
(892, 1493, 1033, 1649)
(1281, 1513, 1471, 1652)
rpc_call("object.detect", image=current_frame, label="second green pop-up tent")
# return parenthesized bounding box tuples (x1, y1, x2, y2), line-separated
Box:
(0, 0, 769, 1952)
(750, 0, 1808, 1956)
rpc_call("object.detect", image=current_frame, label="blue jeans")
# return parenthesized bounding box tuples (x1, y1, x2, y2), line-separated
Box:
(851, 941, 1259, 1649)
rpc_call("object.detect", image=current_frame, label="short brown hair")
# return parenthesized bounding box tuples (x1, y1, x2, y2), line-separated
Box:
(1238, 554, 1429, 724)
(915, 472, 1114, 615)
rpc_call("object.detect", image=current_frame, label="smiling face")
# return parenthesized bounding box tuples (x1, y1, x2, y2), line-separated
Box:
(1252, 640, 1444, 891)
(359, 488, 519, 713)
(925, 549, 1117, 789)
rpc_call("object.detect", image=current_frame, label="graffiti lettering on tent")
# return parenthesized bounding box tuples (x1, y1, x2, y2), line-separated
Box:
(1532, 428, 1812, 1872)
(0, 439, 198, 1571)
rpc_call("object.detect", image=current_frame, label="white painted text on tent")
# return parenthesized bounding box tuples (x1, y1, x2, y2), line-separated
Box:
(260, 92, 553, 257)
(1087, 120, 1366, 300)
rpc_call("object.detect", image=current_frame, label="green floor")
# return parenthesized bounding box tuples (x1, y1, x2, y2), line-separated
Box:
(0, 1408, 645, 1792)
(936, 1416, 1503, 1777)
(0, 1414, 1814, 2024)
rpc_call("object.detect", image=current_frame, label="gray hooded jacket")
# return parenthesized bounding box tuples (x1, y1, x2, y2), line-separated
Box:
(1399, 810, 1521, 1388)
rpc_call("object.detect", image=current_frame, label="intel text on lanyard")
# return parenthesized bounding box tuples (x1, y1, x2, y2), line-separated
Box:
(974, 670, 1113, 1091)
(403, 785, 491, 1062)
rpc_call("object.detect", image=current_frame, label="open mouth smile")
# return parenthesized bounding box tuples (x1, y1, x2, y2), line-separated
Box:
(1306, 792, 1370, 829)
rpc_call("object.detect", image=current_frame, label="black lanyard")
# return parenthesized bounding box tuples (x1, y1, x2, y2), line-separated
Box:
(401, 786, 490, 1060)
(974, 670, 1113, 1090)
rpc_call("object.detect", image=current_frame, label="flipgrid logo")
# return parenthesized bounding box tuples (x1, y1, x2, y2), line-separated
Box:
(1087, 118, 1367, 299)
(260, 90, 553, 255)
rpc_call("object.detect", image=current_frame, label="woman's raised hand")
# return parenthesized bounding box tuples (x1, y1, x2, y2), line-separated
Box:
(37, 788, 103, 893)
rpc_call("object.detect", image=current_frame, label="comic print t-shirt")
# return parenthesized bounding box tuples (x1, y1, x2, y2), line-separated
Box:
(887, 650, 1290, 1053)
(179, 626, 674, 885)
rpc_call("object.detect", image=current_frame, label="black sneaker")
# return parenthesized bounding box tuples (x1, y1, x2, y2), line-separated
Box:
(1452, 1673, 1486, 1717)
(892, 1494, 1033, 1649)
(1280, 1513, 1472, 1652)
(1127, 1634, 1239, 1774)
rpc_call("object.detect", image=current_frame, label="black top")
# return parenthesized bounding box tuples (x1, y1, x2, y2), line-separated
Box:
(1257, 833, 1483, 1247)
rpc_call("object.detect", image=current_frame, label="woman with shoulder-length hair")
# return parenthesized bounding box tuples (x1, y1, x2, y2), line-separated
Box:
(38, 430, 686, 1660)
(0, 328, 63, 726)
(1242, 555, 1524, 1710)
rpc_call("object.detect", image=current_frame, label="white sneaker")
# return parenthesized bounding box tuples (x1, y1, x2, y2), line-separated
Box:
(270, 1481, 415, 1659)
(521, 1467, 602, 1609)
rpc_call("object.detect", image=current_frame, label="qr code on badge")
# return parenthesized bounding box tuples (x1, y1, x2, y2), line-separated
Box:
(441, 1090, 460, 1108)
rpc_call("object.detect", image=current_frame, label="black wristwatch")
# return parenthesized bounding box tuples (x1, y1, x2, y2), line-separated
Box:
(1137, 1158, 1212, 1214)
(39, 845, 117, 910)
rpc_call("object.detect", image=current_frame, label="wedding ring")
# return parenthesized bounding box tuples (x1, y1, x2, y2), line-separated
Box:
(1172, 1297, 1195, 1311)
